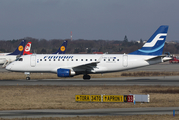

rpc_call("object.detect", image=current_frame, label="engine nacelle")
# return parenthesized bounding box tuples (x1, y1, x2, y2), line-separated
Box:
(57, 68, 75, 77)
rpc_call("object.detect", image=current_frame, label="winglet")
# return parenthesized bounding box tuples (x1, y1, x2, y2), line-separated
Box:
(129, 25, 168, 56)
(53, 41, 68, 54)
(8, 40, 26, 55)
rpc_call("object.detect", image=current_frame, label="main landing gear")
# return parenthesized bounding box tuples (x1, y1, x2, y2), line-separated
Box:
(26, 77, 30, 80)
(25, 72, 31, 80)
(83, 74, 91, 80)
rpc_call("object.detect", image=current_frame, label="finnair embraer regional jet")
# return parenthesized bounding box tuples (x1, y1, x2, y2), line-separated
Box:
(6, 26, 171, 80)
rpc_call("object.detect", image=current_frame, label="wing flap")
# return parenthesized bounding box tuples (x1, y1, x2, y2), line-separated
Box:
(72, 54, 104, 70)
(72, 61, 99, 70)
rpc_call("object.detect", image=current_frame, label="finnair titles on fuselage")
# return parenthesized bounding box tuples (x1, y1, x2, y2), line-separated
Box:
(43, 55, 73, 60)
(6, 26, 172, 80)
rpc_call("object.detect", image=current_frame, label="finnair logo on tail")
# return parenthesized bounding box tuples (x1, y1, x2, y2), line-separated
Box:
(143, 33, 167, 47)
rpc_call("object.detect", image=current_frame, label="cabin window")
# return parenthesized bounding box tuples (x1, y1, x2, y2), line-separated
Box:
(76, 59, 78, 61)
(108, 59, 110, 61)
(71, 59, 73, 61)
(117, 59, 119, 61)
(44, 59, 47, 61)
(49, 59, 51, 61)
(67, 59, 69, 61)
(54, 59, 55, 61)
(90, 59, 92, 61)
(40, 59, 42, 61)
(86, 59, 88, 61)
(113, 59, 115, 61)
(58, 59, 60, 61)
(62, 59, 64, 61)
(104, 59, 106, 61)
(81, 59, 83, 61)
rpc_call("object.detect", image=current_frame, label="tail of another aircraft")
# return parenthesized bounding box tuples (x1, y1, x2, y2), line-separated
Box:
(8, 40, 26, 55)
(129, 25, 168, 56)
(53, 41, 68, 54)
(23, 42, 32, 55)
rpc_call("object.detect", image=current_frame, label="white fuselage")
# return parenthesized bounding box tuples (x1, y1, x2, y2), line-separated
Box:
(6, 54, 163, 74)
(0, 53, 17, 65)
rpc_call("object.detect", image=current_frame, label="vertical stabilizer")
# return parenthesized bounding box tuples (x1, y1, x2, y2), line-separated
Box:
(53, 41, 68, 54)
(23, 42, 32, 55)
(129, 25, 168, 55)
(8, 40, 26, 55)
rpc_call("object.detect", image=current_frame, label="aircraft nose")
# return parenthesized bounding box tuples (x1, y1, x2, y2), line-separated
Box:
(6, 64, 12, 70)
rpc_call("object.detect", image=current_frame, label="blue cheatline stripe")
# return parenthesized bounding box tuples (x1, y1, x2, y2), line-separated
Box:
(138, 42, 165, 53)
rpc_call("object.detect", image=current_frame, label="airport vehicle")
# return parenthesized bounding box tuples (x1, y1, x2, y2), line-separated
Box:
(6, 26, 171, 80)
(169, 56, 179, 63)
(0, 40, 26, 67)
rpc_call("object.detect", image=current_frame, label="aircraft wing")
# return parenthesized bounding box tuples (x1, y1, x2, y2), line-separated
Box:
(72, 61, 100, 71)
(72, 54, 103, 71)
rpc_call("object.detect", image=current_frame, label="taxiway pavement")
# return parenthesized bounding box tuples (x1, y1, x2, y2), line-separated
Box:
(0, 107, 178, 118)
(0, 76, 179, 86)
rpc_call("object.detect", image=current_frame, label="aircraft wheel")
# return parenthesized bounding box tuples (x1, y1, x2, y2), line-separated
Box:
(26, 77, 30, 80)
(83, 75, 91, 80)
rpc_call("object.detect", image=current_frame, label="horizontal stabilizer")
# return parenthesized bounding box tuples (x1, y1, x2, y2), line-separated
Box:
(144, 55, 172, 61)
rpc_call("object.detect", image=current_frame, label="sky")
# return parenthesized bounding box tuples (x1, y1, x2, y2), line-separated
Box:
(0, 0, 179, 41)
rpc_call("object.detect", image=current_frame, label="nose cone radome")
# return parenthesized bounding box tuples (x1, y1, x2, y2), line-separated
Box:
(5, 64, 12, 71)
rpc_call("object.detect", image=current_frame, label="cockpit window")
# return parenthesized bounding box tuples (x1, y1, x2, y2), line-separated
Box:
(15, 58, 20, 61)
(15, 58, 23, 61)
(19, 58, 23, 61)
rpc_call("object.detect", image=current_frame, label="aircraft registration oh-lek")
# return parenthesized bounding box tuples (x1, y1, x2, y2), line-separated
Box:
(6, 25, 172, 80)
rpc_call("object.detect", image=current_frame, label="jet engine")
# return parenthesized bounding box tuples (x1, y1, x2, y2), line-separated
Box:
(57, 68, 75, 77)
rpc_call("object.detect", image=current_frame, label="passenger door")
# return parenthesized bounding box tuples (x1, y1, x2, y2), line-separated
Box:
(30, 55, 36, 67)
(122, 54, 128, 67)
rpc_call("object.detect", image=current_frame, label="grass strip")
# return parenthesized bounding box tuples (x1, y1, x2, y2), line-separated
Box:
(0, 85, 178, 110)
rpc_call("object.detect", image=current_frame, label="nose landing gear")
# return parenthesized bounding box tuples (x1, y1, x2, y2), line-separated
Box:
(24, 72, 31, 80)
(26, 77, 30, 80)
